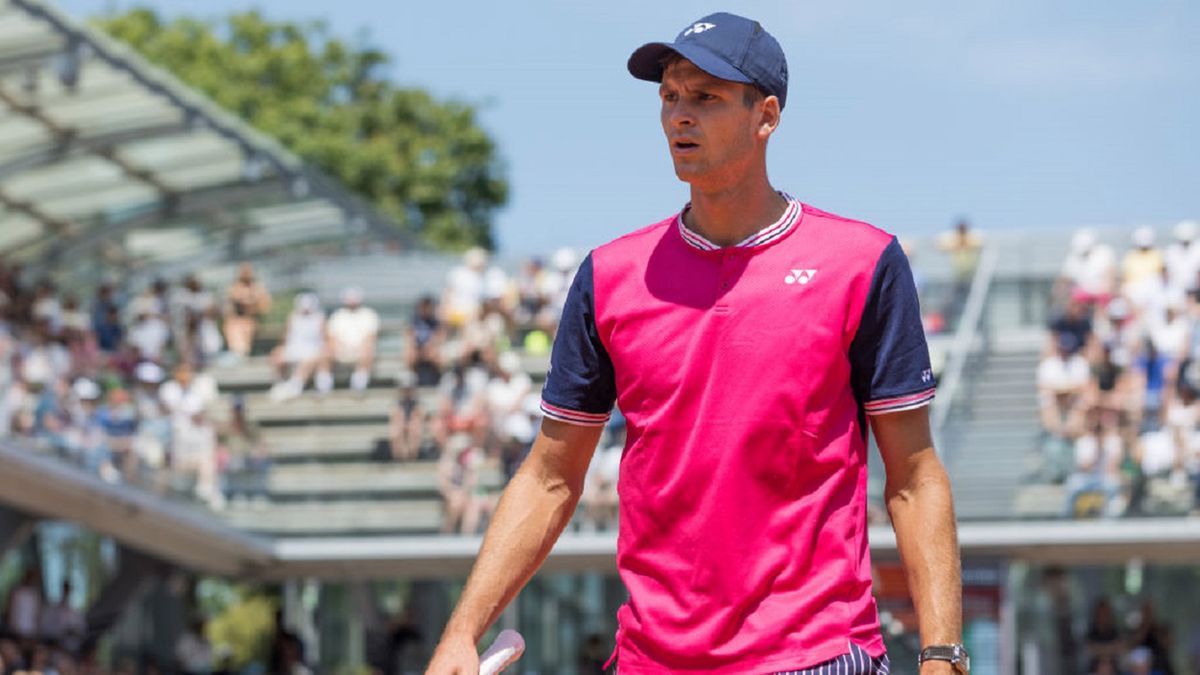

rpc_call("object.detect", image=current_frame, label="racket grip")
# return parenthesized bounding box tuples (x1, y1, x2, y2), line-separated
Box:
(479, 629, 525, 675)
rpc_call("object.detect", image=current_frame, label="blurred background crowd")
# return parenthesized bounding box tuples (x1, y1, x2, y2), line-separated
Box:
(1038, 222, 1200, 519)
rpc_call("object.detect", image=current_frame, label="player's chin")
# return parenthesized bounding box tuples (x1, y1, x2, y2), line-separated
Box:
(672, 161, 704, 182)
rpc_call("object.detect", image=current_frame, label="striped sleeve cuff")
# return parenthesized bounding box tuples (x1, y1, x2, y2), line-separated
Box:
(863, 387, 936, 415)
(540, 400, 611, 427)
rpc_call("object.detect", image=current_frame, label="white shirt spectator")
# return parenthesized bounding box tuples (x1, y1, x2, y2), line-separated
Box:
(1074, 432, 1122, 471)
(1150, 308, 1189, 360)
(1038, 352, 1091, 394)
(128, 314, 171, 361)
(1139, 429, 1176, 476)
(281, 296, 326, 363)
(1061, 230, 1117, 297)
(159, 372, 219, 422)
(327, 305, 380, 361)
(21, 341, 71, 386)
(1165, 222, 1200, 294)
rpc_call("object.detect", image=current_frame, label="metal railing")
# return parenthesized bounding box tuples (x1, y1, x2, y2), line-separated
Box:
(931, 244, 1001, 443)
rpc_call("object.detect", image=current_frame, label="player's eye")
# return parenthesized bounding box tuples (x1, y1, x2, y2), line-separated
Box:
(696, 92, 716, 102)
(661, 91, 678, 103)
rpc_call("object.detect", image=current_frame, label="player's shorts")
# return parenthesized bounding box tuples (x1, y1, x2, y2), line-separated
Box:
(773, 642, 890, 675)
(615, 643, 890, 674)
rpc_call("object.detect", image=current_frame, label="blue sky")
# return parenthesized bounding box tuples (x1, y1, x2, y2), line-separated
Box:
(58, 0, 1199, 254)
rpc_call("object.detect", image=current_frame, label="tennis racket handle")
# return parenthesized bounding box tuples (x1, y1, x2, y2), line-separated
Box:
(479, 629, 525, 675)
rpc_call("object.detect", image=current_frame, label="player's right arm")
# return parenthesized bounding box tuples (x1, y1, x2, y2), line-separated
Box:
(425, 418, 604, 675)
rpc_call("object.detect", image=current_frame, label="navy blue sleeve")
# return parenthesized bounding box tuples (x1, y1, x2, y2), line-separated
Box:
(540, 253, 617, 426)
(849, 237, 936, 415)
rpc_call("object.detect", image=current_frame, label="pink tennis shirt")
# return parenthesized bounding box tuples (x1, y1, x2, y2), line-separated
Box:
(541, 195, 935, 673)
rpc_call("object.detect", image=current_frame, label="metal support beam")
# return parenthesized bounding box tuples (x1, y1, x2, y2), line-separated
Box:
(83, 546, 172, 643)
(0, 505, 37, 559)
(0, 84, 179, 204)
(0, 121, 194, 181)
(0, 185, 74, 235)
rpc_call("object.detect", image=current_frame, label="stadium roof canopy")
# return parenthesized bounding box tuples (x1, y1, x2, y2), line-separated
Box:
(0, 0, 411, 279)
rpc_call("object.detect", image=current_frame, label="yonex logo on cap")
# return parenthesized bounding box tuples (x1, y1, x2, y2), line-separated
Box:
(784, 269, 817, 285)
(683, 22, 716, 36)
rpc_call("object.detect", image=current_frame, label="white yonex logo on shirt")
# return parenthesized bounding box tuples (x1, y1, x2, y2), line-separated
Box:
(922, 369, 933, 383)
(683, 22, 716, 36)
(784, 269, 817, 285)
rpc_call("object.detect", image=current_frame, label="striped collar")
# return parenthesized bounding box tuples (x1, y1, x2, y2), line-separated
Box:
(676, 192, 802, 252)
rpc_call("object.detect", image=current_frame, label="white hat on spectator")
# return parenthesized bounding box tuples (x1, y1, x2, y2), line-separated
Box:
(464, 247, 489, 270)
(1131, 226, 1156, 249)
(135, 362, 166, 384)
(551, 247, 578, 272)
(1175, 219, 1199, 243)
(295, 292, 320, 312)
(1070, 228, 1096, 254)
(341, 286, 364, 305)
(72, 378, 101, 401)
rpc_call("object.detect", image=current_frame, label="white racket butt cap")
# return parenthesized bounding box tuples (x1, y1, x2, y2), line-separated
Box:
(479, 629, 525, 675)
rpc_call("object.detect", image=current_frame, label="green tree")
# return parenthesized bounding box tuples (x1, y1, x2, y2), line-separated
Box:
(96, 9, 507, 250)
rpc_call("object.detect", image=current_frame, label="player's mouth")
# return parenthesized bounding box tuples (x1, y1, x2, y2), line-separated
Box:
(672, 138, 701, 155)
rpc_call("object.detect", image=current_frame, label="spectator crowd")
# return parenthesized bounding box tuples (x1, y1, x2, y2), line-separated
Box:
(0, 245, 625, 536)
(1039, 222, 1200, 518)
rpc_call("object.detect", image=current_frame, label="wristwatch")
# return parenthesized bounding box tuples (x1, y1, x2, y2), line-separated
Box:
(918, 644, 970, 673)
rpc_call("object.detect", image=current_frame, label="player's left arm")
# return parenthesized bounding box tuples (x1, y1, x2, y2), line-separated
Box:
(872, 407, 963, 674)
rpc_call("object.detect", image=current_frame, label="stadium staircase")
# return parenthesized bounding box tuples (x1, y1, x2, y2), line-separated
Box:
(942, 331, 1045, 520)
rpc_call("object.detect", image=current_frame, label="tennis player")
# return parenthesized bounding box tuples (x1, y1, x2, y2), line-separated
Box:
(427, 12, 965, 674)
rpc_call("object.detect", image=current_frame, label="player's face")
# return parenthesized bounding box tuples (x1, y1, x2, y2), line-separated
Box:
(659, 59, 770, 188)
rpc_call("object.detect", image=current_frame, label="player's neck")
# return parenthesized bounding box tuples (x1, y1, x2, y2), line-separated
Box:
(684, 178, 786, 248)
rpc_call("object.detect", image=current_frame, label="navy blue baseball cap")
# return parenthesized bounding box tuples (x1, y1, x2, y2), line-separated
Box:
(628, 12, 789, 110)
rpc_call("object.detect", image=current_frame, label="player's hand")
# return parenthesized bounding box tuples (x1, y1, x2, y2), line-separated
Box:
(425, 632, 480, 675)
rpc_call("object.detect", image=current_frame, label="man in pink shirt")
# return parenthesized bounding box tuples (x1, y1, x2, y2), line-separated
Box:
(428, 12, 965, 675)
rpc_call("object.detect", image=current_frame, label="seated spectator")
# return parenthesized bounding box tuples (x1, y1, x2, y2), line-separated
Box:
(1048, 292, 1094, 356)
(322, 286, 379, 393)
(1064, 408, 1125, 517)
(269, 293, 327, 401)
(179, 309, 224, 369)
(1061, 228, 1117, 307)
(1166, 220, 1200, 296)
(93, 303, 124, 354)
(1131, 337, 1173, 424)
(1122, 227, 1165, 310)
(1089, 343, 1132, 418)
(434, 355, 490, 448)
(406, 295, 445, 388)
(441, 247, 492, 329)
(160, 362, 222, 508)
(126, 308, 171, 364)
(388, 376, 425, 462)
(96, 387, 139, 482)
(61, 303, 100, 378)
(1039, 333, 1090, 440)
(437, 433, 491, 535)
(223, 263, 272, 358)
(20, 322, 70, 387)
(30, 279, 62, 333)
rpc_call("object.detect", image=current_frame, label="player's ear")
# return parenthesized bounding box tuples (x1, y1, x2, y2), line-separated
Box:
(757, 95, 781, 140)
